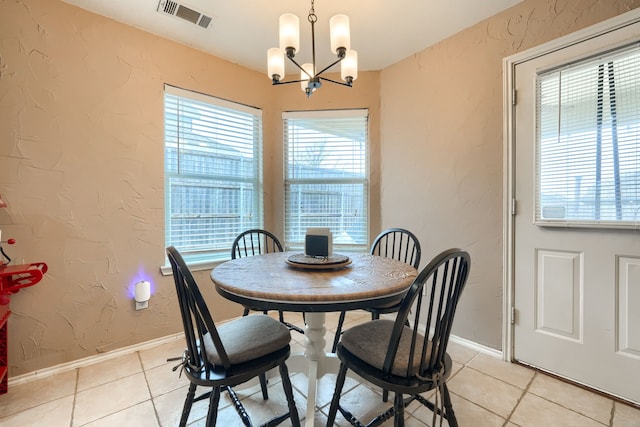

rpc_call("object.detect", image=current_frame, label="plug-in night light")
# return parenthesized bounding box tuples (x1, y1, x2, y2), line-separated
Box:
(134, 280, 151, 310)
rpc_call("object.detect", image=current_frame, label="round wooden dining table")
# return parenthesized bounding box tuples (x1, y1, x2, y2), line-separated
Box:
(211, 251, 417, 426)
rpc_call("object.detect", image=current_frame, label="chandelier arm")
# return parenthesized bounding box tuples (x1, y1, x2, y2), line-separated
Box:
(318, 76, 352, 87)
(272, 79, 307, 86)
(285, 55, 313, 79)
(315, 56, 345, 78)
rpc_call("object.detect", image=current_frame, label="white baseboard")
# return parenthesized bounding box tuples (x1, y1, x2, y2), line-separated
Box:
(449, 334, 503, 359)
(8, 332, 184, 387)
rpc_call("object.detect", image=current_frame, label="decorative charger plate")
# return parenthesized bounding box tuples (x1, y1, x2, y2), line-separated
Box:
(285, 253, 352, 270)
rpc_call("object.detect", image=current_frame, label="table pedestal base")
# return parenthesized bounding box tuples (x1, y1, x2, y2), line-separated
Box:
(285, 312, 341, 427)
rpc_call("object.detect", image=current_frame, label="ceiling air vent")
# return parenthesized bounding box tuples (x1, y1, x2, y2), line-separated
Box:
(157, 0, 213, 29)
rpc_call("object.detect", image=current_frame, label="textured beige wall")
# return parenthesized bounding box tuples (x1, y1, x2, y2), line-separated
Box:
(379, 0, 640, 349)
(0, 0, 379, 376)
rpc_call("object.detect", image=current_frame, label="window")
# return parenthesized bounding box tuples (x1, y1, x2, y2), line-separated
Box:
(536, 45, 640, 228)
(164, 85, 263, 270)
(283, 110, 369, 251)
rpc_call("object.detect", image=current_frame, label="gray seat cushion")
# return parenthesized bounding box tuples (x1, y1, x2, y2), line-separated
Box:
(203, 314, 291, 365)
(341, 319, 431, 377)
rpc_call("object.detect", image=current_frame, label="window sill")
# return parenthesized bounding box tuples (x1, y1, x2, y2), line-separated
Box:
(160, 257, 228, 276)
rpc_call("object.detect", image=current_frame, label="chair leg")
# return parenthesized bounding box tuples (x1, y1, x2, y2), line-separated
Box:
(326, 362, 348, 426)
(393, 392, 405, 427)
(242, 307, 250, 316)
(288, 323, 305, 334)
(225, 386, 252, 426)
(259, 373, 269, 400)
(279, 362, 301, 427)
(442, 383, 458, 427)
(179, 383, 197, 427)
(205, 386, 222, 427)
(331, 311, 347, 353)
(276, 310, 305, 335)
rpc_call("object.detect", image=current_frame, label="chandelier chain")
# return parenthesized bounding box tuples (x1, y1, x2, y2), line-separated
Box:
(308, 0, 317, 23)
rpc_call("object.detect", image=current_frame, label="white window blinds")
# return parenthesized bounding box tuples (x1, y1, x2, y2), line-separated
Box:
(164, 85, 263, 264)
(536, 45, 640, 228)
(283, 110, 369, 251)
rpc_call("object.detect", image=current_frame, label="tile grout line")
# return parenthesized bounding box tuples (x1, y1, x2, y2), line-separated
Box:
(138, 350, 163, 427)
(501, 369, 537, 427)
(450, 352, 537, 426)
(609, 401, 615, 427)
(449, 352, 519, 425)
(447, 390, 511, 425)
(532, 393, 611, 426)
(517, 371, 612, 427)
(74, 363, 155, 426)
(70, 367, 79, 427)
(462, 358, 617, 426)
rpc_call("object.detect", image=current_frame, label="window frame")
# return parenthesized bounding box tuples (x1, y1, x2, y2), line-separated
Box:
(161, 85, 264, 274)
(282, 109, 370, 252)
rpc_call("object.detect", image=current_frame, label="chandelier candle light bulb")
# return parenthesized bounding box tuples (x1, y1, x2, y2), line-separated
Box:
(341, 49, 357, 83)
(267, 0, 358, 97)
(267, 47, 285, 81)
(301, 63, 315, 95)
(329, 14, 350, 54)
(279, 13, 300, 55)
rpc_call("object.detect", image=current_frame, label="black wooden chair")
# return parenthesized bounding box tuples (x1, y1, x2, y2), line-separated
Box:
(231, 229, 304, 335)
(331, 228, 421, 353)
(166, 246, 300, 427)
(326, 248, 470, 427)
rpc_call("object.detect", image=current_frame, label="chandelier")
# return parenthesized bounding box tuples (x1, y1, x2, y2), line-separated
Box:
(267, 0, 358, 97)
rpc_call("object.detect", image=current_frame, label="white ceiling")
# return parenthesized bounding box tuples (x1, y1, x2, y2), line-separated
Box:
(61, 0, 522, 74)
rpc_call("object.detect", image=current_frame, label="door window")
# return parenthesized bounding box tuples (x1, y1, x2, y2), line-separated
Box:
(536, 45, 640, 228)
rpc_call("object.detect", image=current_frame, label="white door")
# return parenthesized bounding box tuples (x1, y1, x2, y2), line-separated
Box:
(513, 21, 640, 404)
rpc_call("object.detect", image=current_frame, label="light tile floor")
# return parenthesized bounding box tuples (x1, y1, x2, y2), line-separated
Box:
(0, 311, 639, 426)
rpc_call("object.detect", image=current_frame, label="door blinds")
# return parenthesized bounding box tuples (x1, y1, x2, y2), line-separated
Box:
(535, 44, 640, 228)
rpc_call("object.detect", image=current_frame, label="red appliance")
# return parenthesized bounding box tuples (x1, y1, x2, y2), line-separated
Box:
(0, 262, 48, 394)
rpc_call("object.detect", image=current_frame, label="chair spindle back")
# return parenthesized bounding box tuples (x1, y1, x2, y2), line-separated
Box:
(382, 248, 470, 378)
(231, 229, 283, 259)
(370, 228, 422, 269)
(167, 246, 232, 375)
